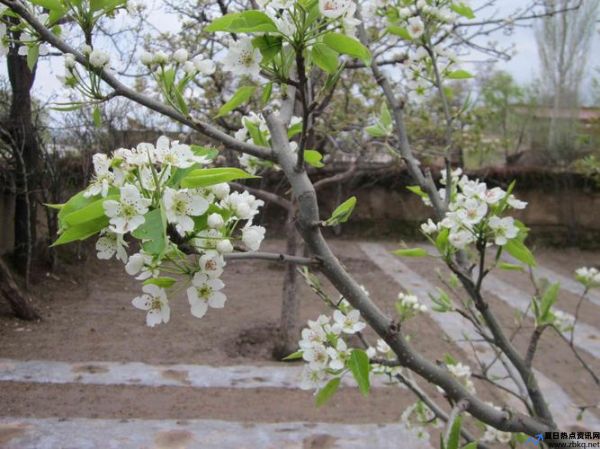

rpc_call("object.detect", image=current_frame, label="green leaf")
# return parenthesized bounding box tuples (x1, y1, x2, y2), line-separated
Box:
(365, 124, 388, 138)
(461, 443, 477, 449)
(62, 195, 118, 227)
(392, 247, 429, 257)
(27, 45, 39, 71)
(132, 209, 165, 255)
(324, 196, 357, 226)
(380, 103, 392, 128)
(261, 82, 273, 105)
(446, 415, 462, 449)
(51, 216, 108, 246)
(540, 282, 560, 322)
(281, 350, 303, 361)
(31, 0, 65, 11)
(446, 70, 473, 80)
(206, 10, 278, 33)
(315, 377, 341, 407)
(436, 228, 450, 255)
(90, 0, 126, 12)
(143, 277, 177, 289)
(216, 85, 256, 118)
(387, 25, 411, 40)
(311, 43, 339, 74)
(444, 353, 457, 365)
(304, 150, 324, 168)
(451, 3, 475, 19)
(407, 185, 428, 199)
(92, 105, 102, 128)
(504, 239, 536, 267)
(181, 167, 258, 188)
(252, 35, 282, 64)
(498, 262, 524, 271)
(347, 349, 370, 396)
(190, 145, 219, 161)
(323, 33, 370, 64)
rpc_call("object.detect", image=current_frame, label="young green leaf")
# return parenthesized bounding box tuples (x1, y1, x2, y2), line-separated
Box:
(51, 216, 109, 247)
(323, 33, 371, 64)
(181, 167, 258, 188)
(132, 209, 166, 255)
(252, 35, 282, 63)
(498, 262, 524, 271)
(281, 350, 303, 361)
(347, 349, 370, 396)
(62, 195, 118, 227)
(27, 45, 39, 71)
(143, 277, 177, 289)
(315, 377, 341, 407)
(504, 239, 536, 267)
(92, 105, 102, 128)
(446, 415, 462, 449)
(31, 0, 65, 11)
(387, 25, 412, 40)
(324, 196, 357, 226)
(216, 85, 256, 118)
(206, 11, 278, 33)
(392, 248, 429, 257)
(190, 145, 219, 161)
(446, 69, 473, 80)
(451, 3, 475, 19)
(304, 150, 325, 168)
(311, 43, 339, 74)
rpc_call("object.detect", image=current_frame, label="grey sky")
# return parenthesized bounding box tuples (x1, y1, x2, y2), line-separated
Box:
(3, 0, 600, 106)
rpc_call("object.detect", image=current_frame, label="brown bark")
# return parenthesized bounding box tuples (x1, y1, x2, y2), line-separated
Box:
(273, 208, 302, 359)
(0, 258, 39, 320)
(5, 29, 40, 276)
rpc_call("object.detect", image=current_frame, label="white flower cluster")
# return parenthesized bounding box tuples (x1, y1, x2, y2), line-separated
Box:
(481, 403, 513, 444)
(140, 48, 216, 76)
(396, 292, 427, 320)
(298, 307, 366, 391)
(446, 361, 475, 394)
(381, 0, 470, 102)
(400, 401, 441, 441)
(551, 310, 574, 333)
(234, 113, 302, 174)
(65, 136, 266, 327)
(575, 267, 600, 289)
(419, 169, 527, 250)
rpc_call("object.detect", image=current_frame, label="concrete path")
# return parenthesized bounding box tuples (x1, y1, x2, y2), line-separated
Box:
(0, 418, 433, 449)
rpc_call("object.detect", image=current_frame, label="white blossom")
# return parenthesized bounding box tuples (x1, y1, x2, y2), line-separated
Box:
(319, 0, 354, 19)
(132, 284, 170, 327)
(95, 231, 128, 263)
(198, 253, 225, 279)
(575, 267, 600, 288)
(163, 187, 209, 235)
(222, 37, 262, 79)
(88, 49, 110, 68)
(488, 216, 518, 246)
(407, 16, 425, 39)
(186, 273, 227, 319)
(103, 184, 151, 234)
(242, 225, 266, 251)
(84, 153, 114, 198)
(332, 309, 366, 334)
(172, 48, 188, 63)
(207, 213, 225, 229)
(216, 238, 234, 254)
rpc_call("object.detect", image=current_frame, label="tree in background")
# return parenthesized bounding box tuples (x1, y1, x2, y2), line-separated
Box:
(535, 0, 600, 162)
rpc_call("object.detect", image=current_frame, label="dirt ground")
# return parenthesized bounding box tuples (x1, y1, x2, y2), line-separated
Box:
(0, 239, 599, 435)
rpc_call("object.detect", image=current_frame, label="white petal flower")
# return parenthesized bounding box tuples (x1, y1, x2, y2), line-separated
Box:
(302, 343, 330, 369)
(103, 184, 151, 234)
(448, 229, 474, 249)
(216, 239, 234, 254)
(163, 187, 209, 235)
(198, 253, 225, 279)
(222, 37, 262, 79)
(242, 225, 266, 251)
(173, 48, 188, 64)
(96, 231, 128, 263)
(88, 49, 110, 68)
(332, 309, 366, 334)
(299, 365, 327, 390)
(507, 195, 527, 209)
(420, 218, 437, 235)
(575, 267, 600, 288)
(326, 339, 349, 370)
(193, 55, 216, 75)
(210, 183, 230, 201)
(207, 213, 225, 229)
(319, 0, 354, 19)
(132, 284, 170, 327)
(407, 16, 425, 39)
(488, 216, 518, 246)
(186, 273, 227, 318)
(84, 153, 114, 198)
(125, 251, 159, 280)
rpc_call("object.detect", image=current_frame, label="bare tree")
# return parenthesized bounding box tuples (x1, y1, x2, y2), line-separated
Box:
(535, 0, 600, 161)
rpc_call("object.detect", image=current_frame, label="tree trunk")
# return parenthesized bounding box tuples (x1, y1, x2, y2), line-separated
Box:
(0, 258, 39, 320)
(6, 35, 39, 278)
(273, 209, 301, 359)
